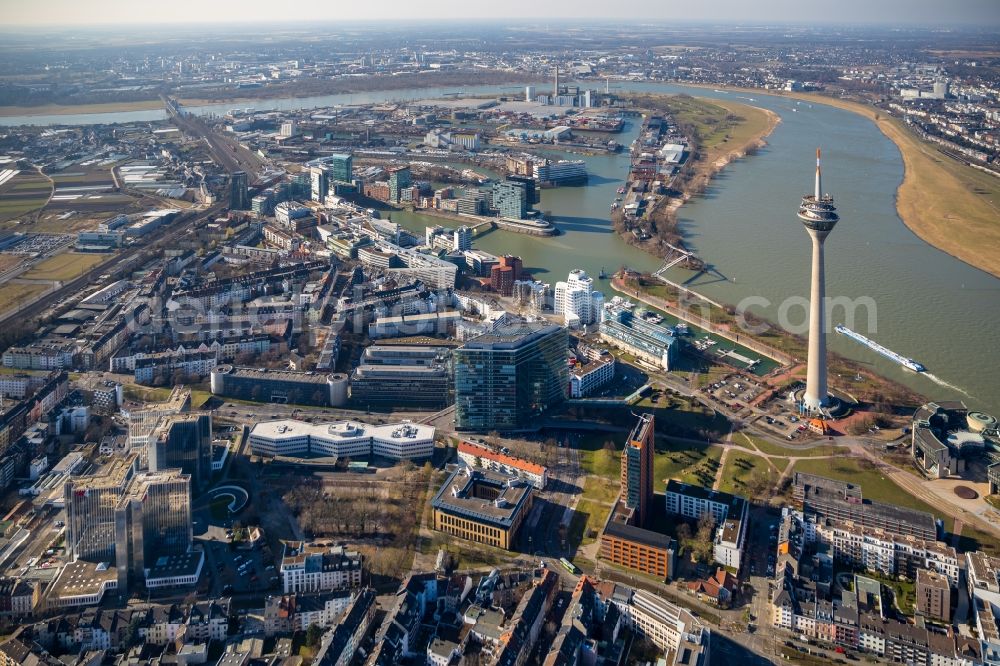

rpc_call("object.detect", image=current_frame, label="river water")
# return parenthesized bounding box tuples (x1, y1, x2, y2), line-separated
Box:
(3, 83, 998, 413)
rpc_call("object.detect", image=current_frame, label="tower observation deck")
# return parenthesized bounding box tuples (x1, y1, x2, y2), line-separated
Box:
(798, 149, 839, 413)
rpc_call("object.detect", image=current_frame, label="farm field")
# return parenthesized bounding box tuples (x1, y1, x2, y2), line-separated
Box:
(21, 251, 108, 281)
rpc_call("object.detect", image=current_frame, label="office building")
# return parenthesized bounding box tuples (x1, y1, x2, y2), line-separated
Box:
(249, 419, 435, 461)
(622, 414, 655, 526)
(328, 153, 353, 183)
(457, 440, 548, 489)
(600, 299, 679, 370)
(490, 254, 522, 296)
(65, 455, 139, 564)
(230, 171, 250, 211)
(601, 497, 677, 581)
(453, 225, 472, 252)
(454, 323, 568, 431)
(279, 542, 363, 594)
(554, 269, 603, 327)
(388, 166, 412, 204)
(569, 350, 616, 398)
(124, 386, 191, 465)
(148, 413, 212, 492)
(665, 481, 749, 571)
(280, 121, 297, 137)
(115, 470, 198, 593)
(431, 468, 533, 550)
(210, 365, 348, 408)
(599, 583, 710, 663)
(491, 176, 537, 220)
(535, 159, 588, 185)
(349, 345, 452, 410)
(311, 166, 329, 202)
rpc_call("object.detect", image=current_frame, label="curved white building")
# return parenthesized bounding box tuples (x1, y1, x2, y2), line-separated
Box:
(249, 419, 435, 461)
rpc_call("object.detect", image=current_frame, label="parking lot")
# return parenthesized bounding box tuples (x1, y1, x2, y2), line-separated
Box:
(196, 517, 280, 597)
(700, 374, 765, 415)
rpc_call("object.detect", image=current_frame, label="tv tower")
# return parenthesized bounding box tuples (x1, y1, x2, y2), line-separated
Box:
(798, 149, 839, 413)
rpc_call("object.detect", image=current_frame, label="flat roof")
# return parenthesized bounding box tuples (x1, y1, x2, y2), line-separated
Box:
(50, 560, 117, 600)
(214, 365, 332, 384)
(460, 323, 563, 350)
(432, 468, 532, 528)
(251, 419, 434, 443)
(147, 549, 204, 580)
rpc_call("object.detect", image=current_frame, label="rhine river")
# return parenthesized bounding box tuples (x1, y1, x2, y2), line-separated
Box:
(3, 84, 998, 414)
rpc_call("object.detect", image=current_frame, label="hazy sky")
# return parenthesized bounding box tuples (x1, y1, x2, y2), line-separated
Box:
(2, 0, 998, 26)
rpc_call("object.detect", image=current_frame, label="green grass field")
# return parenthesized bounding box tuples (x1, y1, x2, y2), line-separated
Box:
(123, 384, 174, 402)
(571, 498, 610, 547)
(21, 252, 108, 281)
(582, 476, 620, 505)
(717, 451, 775, 496)
(0, 282, 47, 315)
(736, 432, 846, 458)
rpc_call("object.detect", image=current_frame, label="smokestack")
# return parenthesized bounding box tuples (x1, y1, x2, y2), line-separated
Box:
(554, 66, 559, 98)
(815, 148, 822, 200)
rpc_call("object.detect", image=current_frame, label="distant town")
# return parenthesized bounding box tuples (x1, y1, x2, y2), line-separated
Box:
(0, 19, 998, 666)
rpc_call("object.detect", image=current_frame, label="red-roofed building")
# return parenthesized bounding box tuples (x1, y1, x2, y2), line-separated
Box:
(687, 567, 737, 606)
(457, 440, 548, 489)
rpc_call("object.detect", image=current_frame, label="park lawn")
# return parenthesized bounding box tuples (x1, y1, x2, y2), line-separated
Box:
(736, 432, 847, 458)
(717, 451, 775, 497)
(957, 525, 1000, 557)
(123, 384, 174, 402)
(571, 498, 610, 547)
(653, 439, 722, 486)
(190, 390, 213, 409)
(582, 476, 620, 505)
(0, 282, 47, 314)
(675, 445, 725, 488)
(208, 495, 231, 521)
(791, 457, 953, 532)
(579, 447, 620, 478)
(22, 252, 108, 281)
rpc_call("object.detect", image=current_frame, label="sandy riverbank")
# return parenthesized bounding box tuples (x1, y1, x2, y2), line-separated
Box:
(686, 84, 1000, 280)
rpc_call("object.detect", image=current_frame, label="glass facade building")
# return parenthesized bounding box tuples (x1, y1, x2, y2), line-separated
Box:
(149, 414, 212, 492)
(230, 171, 250, 210)
(388, 166, 411, 203)
(65, 455, 138, 563)
(454, 323, 568, 431)
(116, 471, 193, 591)
(328, 153, 353, 183)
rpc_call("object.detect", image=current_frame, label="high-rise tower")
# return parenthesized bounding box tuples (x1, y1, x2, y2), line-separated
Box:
(621, 413, 654, 527)
(797, 149, 839, 413)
